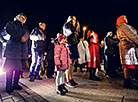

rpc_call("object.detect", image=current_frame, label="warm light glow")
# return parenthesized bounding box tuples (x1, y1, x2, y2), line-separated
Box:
(83, 26, 87, 31)
(101, 40, 104, 44)
(0, 68, 6, 75)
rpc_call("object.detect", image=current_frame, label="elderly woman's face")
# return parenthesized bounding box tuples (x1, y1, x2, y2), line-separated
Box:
(39, 23, 46, 30)
(20, 15, 27, 24)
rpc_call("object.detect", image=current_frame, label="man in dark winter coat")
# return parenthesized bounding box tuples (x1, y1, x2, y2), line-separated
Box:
(29, 22, 46, 82)
(104, 31, 118, 78)
(3, 13, 30, 93)
(46, 38, 55, 78)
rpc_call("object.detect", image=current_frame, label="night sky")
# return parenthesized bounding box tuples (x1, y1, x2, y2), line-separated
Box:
(0, 0, 138, 42)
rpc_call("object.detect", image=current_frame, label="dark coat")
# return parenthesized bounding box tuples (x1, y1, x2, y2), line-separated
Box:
(104, 36, 118, 55)
(46, 43, 54, 60)
(4, 21, 29, 59)
(117, 23, 138, 65)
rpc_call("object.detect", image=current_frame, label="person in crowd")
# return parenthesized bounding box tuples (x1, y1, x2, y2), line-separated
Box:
(113, 35, 122, 74)
(116, 15, 138, 89)
(29, 22, 47, 82)
(63, 16, 80, 87)
(54, 35, 71, 95)
(87, 30, 101, 81)
(46, 38, 55, 78)
(99, 40, 104, 65)
(104, 31, 118, 78)
(3, 13, 29, 93)
(78, 33, 90, 72)
(98, 40, 106, 74)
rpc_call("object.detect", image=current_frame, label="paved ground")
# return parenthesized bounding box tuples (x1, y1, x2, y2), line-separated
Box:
(0, 70, 138, 102)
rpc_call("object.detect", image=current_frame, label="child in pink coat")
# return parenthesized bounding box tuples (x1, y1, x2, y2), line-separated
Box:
(54, 35, 71, 95)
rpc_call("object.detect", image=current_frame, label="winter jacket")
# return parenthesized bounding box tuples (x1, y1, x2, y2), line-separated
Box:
(54, 43, 71, 71)
(117, 23, 138, 65)
(47, 43, 54, 60)
(4, 21, 29, 59)
(78, 40, 90, 64)
(30, 27, 46, 53)
(104, 36, 118, 55)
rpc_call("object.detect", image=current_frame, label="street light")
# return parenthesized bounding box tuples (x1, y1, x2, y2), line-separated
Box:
(82, 26, 87, 40)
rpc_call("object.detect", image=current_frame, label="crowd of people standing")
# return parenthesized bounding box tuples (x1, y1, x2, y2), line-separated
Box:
(0, 13, 138, 95)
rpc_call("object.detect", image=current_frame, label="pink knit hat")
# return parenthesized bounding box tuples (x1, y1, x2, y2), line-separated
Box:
(58, 35, 67, 42)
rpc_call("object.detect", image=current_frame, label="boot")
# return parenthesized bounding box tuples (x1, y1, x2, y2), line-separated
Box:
(13, 84, 23, 90)
(124, 78, 138, 90)
(34, 75, 43, 80)
(69, 79, 78, 87)
(135, 70, 138, 80)
(6, 71, 14, 93)
(93, 68, 101, 81)
(29, 76, 35, 82)
(124, 78, 131, 88)
(13, 70, 23, 90)
(6, 86, 14, 93)
(61, 84, 68, 93)
(56, 85, 66, 95)
(89, 68, 101, 81)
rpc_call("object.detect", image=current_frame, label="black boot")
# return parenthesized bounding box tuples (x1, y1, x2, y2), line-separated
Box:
(56, 85, 66, 95)
(29, 76, 35, 82)
(124, 78, 138, 90)
(124, 78, 131, 88)
(135, 70, 138, 80)
(34, 75, 43, 80)
(6, 71, 14, 93)
(93, 69, 101, 81)
(89, 68, 101, 81)
(61, 84, 68, 93)
(13, 70, 23, 90)
(69, 79, 78, 87)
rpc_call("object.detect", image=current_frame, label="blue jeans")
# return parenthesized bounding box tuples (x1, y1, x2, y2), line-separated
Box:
(104, 54, 108, 71)
(29, 49, 43, 77)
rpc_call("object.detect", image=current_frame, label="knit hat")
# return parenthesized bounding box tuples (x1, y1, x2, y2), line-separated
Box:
(58, 35, 67, 42)
(116, 15, 127, 26)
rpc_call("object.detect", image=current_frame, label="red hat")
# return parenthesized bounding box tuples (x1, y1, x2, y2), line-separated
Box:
(58, 35, 67, 42)
(116, 15, 127, 26)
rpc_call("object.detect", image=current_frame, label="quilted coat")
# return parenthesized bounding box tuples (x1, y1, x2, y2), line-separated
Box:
(54, 43, 71, 71)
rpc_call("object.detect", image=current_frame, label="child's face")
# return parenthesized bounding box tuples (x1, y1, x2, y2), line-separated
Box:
(60, 38, 67, 44)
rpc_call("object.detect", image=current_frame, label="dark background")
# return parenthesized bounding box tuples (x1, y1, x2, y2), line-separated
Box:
(0, 0, 138, 42)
